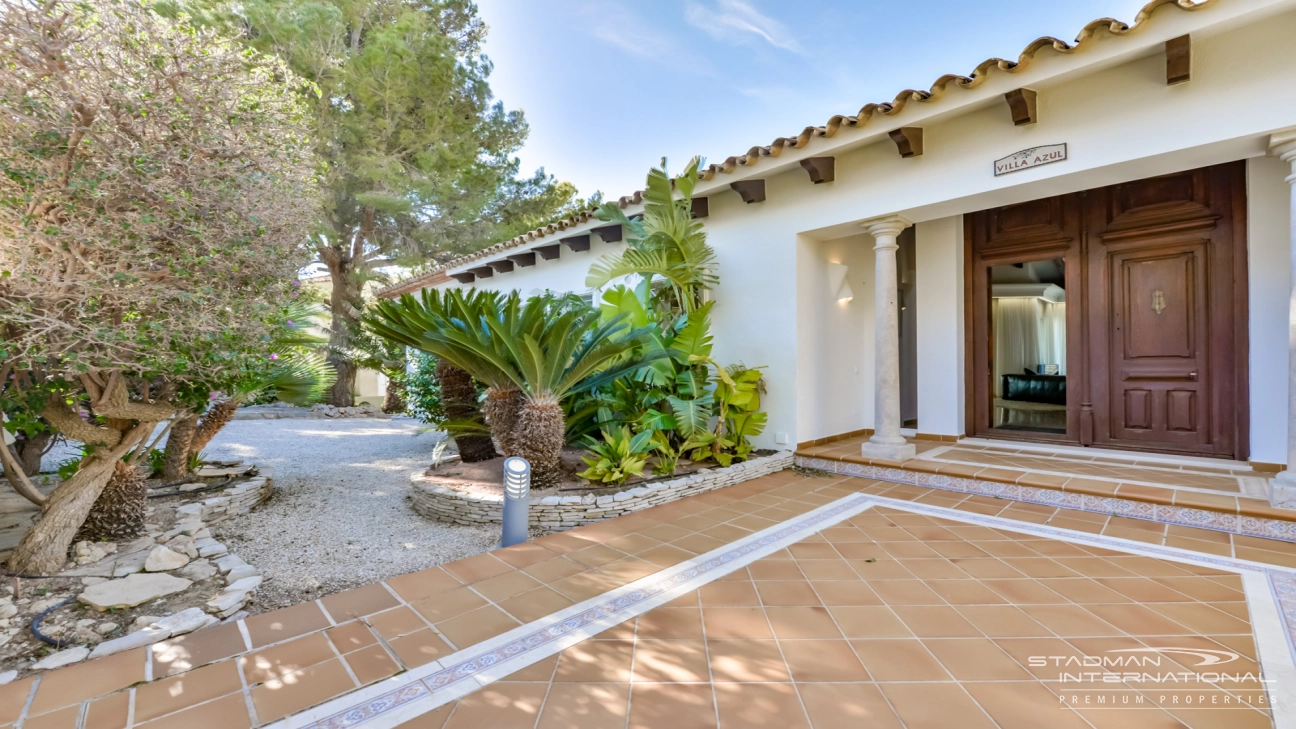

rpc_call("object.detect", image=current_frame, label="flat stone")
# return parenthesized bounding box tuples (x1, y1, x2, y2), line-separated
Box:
(225, 565, 259, 582)
(164, 535, 199, 560)
(197, 542, 228, 558)
(205, 590, 251, 615)
(213, 555, 246, 575)
(178, 561, 218, 582)
(130, 615, 161, 631)
(144, 546, 189, 572)
(0, 670, 15, 685)
(78, 573, 192, 611)
(194, 466, 249, 478)
(32, 647, 89, 670)
(226, 576, 263, 593)
(151, 608, 216, 637)
(96, 622, 119, 636)
(177, 482, 206, 492)
(0, 604, 15, 620)
(88, 627, 168, 659)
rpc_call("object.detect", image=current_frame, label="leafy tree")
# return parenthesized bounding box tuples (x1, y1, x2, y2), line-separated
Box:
(0, 0, 318, 573)
(179, 0, 591, 405)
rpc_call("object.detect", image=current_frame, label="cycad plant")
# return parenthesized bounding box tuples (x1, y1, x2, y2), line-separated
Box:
(586, 157, 718, 322)
(368, 290, 663, 487)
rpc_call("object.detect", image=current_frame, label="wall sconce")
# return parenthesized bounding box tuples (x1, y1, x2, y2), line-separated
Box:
(828, 262, 854, 302)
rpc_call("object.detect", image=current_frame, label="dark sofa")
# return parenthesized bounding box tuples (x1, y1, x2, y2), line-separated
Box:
(1001, 373, 1067, 406)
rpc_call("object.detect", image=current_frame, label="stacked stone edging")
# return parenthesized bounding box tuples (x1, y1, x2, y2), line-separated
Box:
(175, 466, 275, 525)
(234, 403, 391, 420)
(410, 452, 794, 529)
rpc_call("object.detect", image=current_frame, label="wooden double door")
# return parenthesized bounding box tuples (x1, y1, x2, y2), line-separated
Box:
(967, 162, 1249, 459)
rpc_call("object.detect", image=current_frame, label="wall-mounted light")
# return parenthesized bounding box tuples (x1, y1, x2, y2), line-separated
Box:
(828, 262, 854, 303)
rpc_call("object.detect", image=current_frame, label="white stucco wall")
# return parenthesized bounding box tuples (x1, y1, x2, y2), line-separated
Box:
(915, 217, 966, 437)
(1247, 155, 1293, 465)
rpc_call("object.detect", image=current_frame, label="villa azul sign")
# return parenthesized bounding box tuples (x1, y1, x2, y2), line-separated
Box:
(994, 143, 1067, 176)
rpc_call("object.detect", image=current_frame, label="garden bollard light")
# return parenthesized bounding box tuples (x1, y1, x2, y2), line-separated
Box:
(501, 457, 531, 548)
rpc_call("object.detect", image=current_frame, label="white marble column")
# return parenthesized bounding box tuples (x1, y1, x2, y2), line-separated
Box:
(860, 215, 916, 461)
(1271, 129, 1296, 506)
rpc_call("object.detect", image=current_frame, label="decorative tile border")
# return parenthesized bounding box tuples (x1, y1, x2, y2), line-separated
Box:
(798, 456, 1296, 543)
(268, 492, 876, 729)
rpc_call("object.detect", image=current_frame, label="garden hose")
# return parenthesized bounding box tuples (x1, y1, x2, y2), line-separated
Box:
(30, 596, 76, 649)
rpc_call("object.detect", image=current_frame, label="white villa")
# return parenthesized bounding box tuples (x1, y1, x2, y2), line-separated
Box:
(381, 0, 1296, 506)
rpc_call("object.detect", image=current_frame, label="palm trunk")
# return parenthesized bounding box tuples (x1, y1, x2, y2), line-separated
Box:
(9, 421, 154, 574)
(76, 459, 146, 542)
(188, 397, 237, 459)
(325, 259, 361, 407)
(162, 414, 197, 480)
(514, 393, 566, 489)
(382, 376, 406, 414)
(437, 360, 496, 462)
(482, 386, 524, 457)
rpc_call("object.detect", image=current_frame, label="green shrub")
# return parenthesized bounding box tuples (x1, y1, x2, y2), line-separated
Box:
(404, 352, 445, 426)
(577, 427, 653, 486)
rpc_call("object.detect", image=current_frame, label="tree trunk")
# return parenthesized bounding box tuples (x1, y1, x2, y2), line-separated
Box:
(15, 431, 52, 476)
(188, 398, 238, 459)
(382, 377, 406, 414)
(513, 393, 566, 489)
(76, 460, 146, 542)
(162, 414, 197, 480)
(9, 421, 153, 574)
(325, 258, 362, 407)
(482, 386, 525, 458)
(437, 360, 496, 462)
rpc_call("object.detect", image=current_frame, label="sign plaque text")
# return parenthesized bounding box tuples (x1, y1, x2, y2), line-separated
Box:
(994, 143, 1067, 176)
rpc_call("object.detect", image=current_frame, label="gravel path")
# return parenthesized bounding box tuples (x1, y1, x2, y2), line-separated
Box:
(201, 418, 498, 611)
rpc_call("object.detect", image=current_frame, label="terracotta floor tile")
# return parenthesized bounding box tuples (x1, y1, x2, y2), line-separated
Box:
(632, 640, 709, 682)
(993, 637, 1095, 679)
(442, 552, 515, 584)
(671, 533, 729, 555)
(968, 681, 1095, 729)
(1145, 603, 1252, 634)
(1151, 575, 1244, 602)
(151, 622, 247, 677)
(1166, 536, 1233, 556)
(851, 640, 951, 681)
(435, 605, 521, 647)
(0, 676, 33, 725)
(135, 660, 242, 724)
(754, 580, 821, 607)
(597, 557, 660, 584)
(706, 640, 790, 682)
(895, 558, 967, 579)
(442, 682, 547, 729)
(636, 607, 704, 640)
(250, 657, 357, 724)
(344, 644, 401, 685)
(497, 586, 577, 623)
(29, 648, 146, 715)
(326, 620, 379, 653)
(869, 579, 945, 606)
(549, 571, 623, 602)
(504, 654, 559, 682)
(981, 579, 1067, 605)
(845, 559, 915, 579)
(698, 580, 761, 607)
(244, 601, 332, 649)
(703, 524, 753, 543)
(746, 560, 805, 581)
(410, 586, 489, 624)
(472, 569, 543, 602)
(536, 683, 631, 729)
(922, 638, 1034, 680)
(811, 580, 883, 607)
(924, 579, 1008, 605)
(798, 683, 903, 729)
(998, 557, 1082, 579)
(385, 567, 463, 603)
(826, 606, 913, 639)
(796, 560, 858, 581)
(606, 533, 665, 554)
(890, 605, 981, 638)
(948, 558, 1023, 579)
(83, 689, 129, 729)
(320, 583, 400, 621)
(387, 629, 454, 667)
(779, 639, 870, 682)
(134, 692, 252, 729)
(702, 607, 774, 640)
(1085, 603, 1200, 635)
(520, 556, 587, 584)
(1094, 577, 1197, 603)
(567, 544, 630, 569)
(241, 632, 336, 685)
(23, 705, 79, 729)
(627, 684, 716, 729)
(639, 523, 693, 543)
(555, 639, 636, 683)
(368, 606, 429, 640)
(880, 682, 996, 728)
(1034, 578, 1131, 604)
(492, 542, 562, 569)
(764, 606, 844, 640)
(714, 682, 810, 729)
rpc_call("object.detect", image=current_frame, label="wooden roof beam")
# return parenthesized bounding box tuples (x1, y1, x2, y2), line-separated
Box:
(1166, 34, 1191, 85)
(889, 127, 924, 158)
(592, 224, 622, 242)
(449, 272, 475, 284)
(535, 243, 561, 260)
(506, 252, 536, 267)
(730, 179, 766, 204)
(561, 234, 591, 252)
(486, 259, 514, 273)
(467, 266, 494, 278)
(799, 157, 835, 184)
(1004, 88, 1038, 126)
(691, 197, 709, 219)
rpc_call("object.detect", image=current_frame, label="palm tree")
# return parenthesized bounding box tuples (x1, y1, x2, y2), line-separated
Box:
(586, 157, 719, 321)
(369, 290, 663, 487)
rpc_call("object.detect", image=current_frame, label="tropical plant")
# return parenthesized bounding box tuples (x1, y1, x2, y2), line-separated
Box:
(368, 290, 664, 487)
(577, 427, 653, 486)
(587, 157, 718, 322)
(404, 352, 445, 426)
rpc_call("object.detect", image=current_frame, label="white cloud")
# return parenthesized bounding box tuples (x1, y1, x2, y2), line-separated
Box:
(583, 3, 709, 73)
(685, 0, 802, 53)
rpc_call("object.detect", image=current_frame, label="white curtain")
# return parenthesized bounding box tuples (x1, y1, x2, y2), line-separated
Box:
(993, 298, 1066, 396)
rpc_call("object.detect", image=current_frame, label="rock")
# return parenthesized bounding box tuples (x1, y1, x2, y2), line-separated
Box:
(151, 608, 216, 637)
(226, 576, 263, 593)
(205, 590, 251, 615)
(0, 670, 15, 685)
(194, 466, 249, 478)
(0, 602, 16, 621)
(130, 615, 161, 632)
(32, 647, 89, 670)
(96, 622, 119, 636)
(88, 627, 168, 659)
(78, 574, 192, 611)
(144, 546, 189, 572)
(225, 565, 259, 582)
(81, 577, 108, 587)
(29, 598, 62, 614)
(76, 619, 98, 630)
(178, 561, 218, 582)
(164, 536, 200, 560)
(177, 482, 206, 492)
(73, 541, 107, 566)
(213, 555, 246, 575)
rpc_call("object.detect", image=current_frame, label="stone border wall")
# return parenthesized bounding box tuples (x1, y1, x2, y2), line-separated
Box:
(409, 452, 794, 529)
(176, 466, 275, 525)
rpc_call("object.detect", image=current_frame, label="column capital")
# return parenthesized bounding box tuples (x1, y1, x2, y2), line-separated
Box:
(1269, 127, 1296, 163)
(861, 214, 913, 243)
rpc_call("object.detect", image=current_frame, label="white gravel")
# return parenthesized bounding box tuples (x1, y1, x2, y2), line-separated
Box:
(200, 417, 498, 611)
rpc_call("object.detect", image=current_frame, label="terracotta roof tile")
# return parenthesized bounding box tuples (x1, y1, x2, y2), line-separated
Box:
(376, 0, 1208, 299)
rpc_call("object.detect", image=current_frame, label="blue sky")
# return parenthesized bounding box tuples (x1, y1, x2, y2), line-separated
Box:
(474, 0, 1154, 199)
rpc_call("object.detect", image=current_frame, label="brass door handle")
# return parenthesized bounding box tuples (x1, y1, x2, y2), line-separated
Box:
(1189, 371, 1197, 380)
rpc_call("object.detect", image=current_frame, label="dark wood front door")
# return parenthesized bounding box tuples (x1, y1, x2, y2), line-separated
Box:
(967, 162, 1248, 459)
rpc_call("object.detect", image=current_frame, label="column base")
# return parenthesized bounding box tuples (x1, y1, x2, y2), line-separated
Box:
(860, 439, 916, 461)
(1271, 470, 1296, 509)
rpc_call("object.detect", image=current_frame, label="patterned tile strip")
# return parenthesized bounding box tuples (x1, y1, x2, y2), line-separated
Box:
(799, 456, 1296, 543)
(287, 493, 874, 729)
